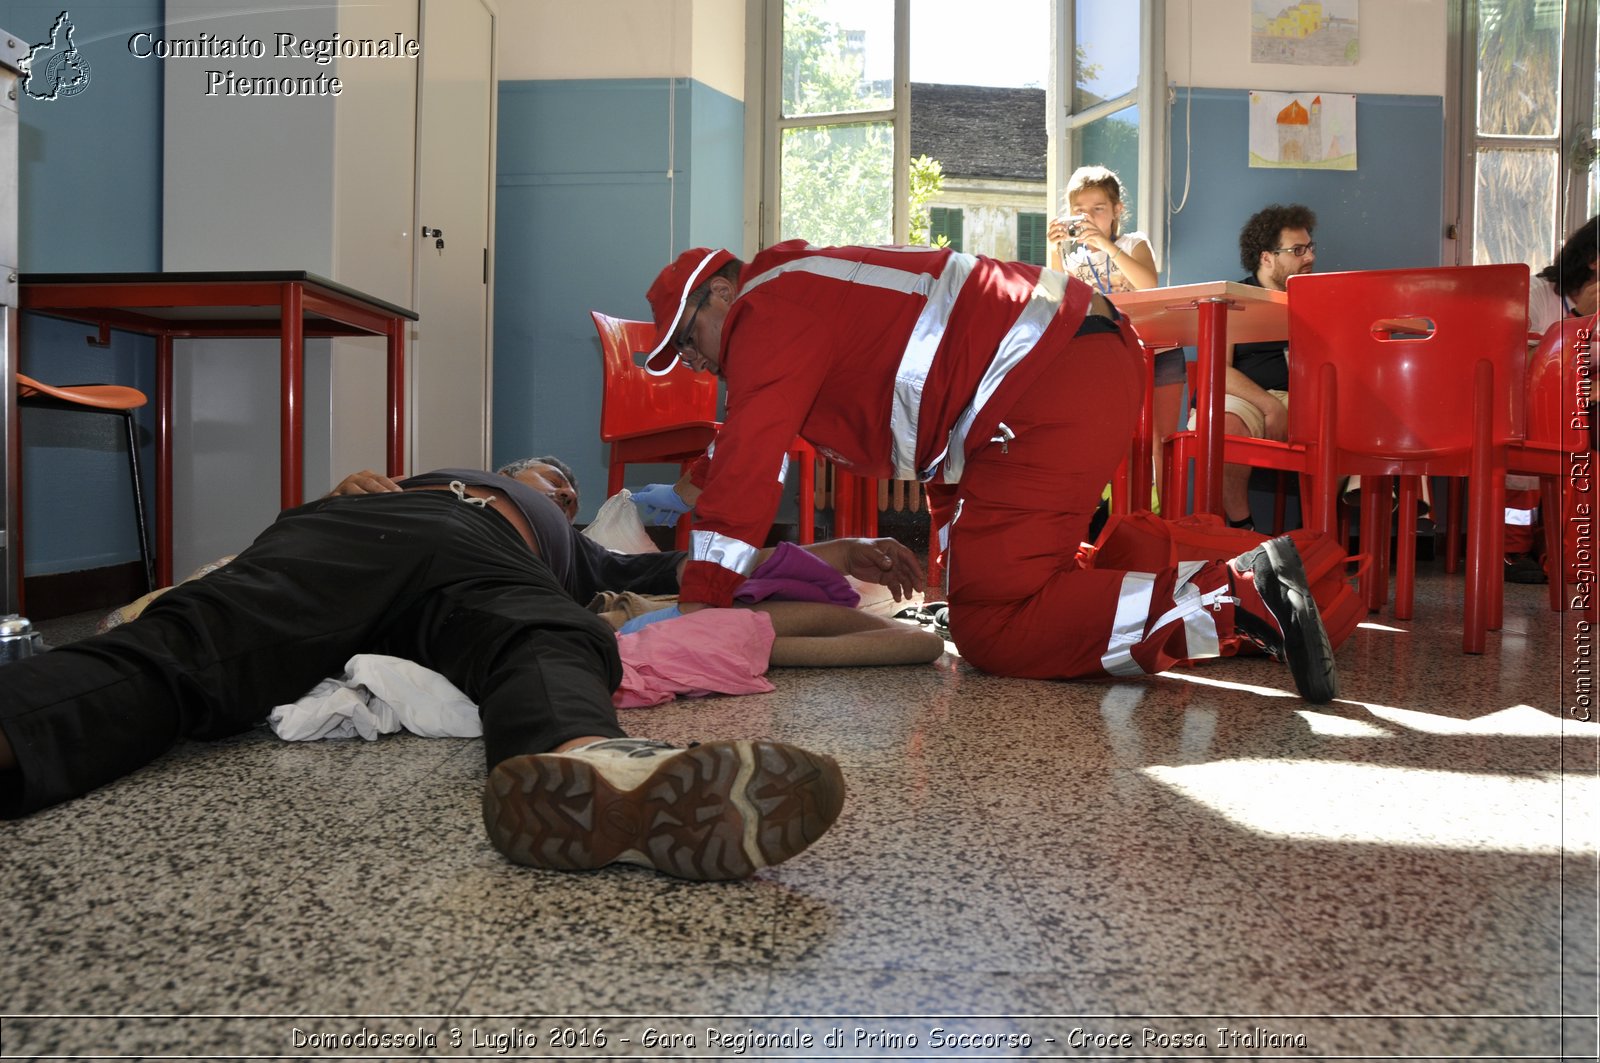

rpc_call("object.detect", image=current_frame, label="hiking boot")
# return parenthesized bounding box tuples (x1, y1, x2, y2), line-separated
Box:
(483, 738, 845, 881)
(1504, 553, 1548, 584)
(1228, 537, 1339, 704)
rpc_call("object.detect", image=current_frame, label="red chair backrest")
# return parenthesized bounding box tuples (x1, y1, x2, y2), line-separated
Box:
(1526, 312, 1598, 452)
(589, 311, 718, 442)
(1284, 264, 1529, 470)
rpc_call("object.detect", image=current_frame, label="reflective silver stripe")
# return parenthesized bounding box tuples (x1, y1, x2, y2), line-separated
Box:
(1505, 506, 1537, 526)
(777, 451, 790, 485)
(1102, 570, 1157, 677)
(938, 269, 1067, 483)
(738, 250, 979, 482)
(1102, 561, 1220, 676)
(741, 253, 943, 298)
(691, 529, 762, 576)
(1169, 561, 1221, 661)
(891, 254, 976, 479)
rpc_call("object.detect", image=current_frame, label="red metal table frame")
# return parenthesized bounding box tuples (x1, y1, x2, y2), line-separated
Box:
(1112, 281, 1288, 516)
(19, 271, 416, 587)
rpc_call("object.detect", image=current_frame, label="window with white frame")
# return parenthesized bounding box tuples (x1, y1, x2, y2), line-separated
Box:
(747, 0, 1165, 262)
(1455, 0, 1598, 270)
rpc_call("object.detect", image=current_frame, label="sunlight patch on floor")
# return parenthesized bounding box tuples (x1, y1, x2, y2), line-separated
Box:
(1143, 760, 1595, 854)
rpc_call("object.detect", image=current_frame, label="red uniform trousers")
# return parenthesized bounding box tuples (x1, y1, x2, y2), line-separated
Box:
(932, 328, 1243, 680)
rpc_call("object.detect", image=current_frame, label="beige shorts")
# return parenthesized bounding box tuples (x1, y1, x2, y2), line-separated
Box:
(1187, 389, 1289, 439)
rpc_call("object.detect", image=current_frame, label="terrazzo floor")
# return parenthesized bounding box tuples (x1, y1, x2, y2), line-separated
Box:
(1, 558, 1596, 1061)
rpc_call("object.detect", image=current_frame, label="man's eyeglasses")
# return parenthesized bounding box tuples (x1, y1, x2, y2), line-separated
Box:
(674, 292, 711, 353)
(1273, 242, 1316, 258)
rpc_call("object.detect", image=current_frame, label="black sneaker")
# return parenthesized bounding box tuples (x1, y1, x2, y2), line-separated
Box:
(1504, 553, 1548, 584)
(483, 738, 845, 881)
(1228, 537, 1339, 704)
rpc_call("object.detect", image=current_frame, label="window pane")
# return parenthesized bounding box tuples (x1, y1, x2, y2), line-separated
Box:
(911, 0, 1047, 88)
(1017, 212, 1048, 265)
(1476, 0, 1561, 137)
(783, 0, 893, 118)
(908, 1, 1048, 262)
(1071, 104, 1142, 226)
(781, 122, 894, 245)
(1591, 28, 1600, 218)
(1473, 147, 1558, 269)
(1074, 0, 1139, 110)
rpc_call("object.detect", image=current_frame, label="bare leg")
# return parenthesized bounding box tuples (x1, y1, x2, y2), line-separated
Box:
(1221, 411, 1256, 524)
(745, 601, 945, 666)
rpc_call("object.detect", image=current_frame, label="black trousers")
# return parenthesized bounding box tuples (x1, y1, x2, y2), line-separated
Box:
(0, 491, 625, 816)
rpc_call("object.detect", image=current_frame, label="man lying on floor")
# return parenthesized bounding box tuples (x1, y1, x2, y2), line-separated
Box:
(329, 460, 945, 667)
(0, 466, 928, 881)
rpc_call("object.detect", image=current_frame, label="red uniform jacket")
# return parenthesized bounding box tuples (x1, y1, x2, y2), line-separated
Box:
(681, 240, 1095, 606)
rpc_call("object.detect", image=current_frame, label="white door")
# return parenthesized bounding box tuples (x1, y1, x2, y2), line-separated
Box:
(411, 0, 495, 471)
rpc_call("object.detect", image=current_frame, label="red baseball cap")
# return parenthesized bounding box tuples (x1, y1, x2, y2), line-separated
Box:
(641, 247, 736, 375)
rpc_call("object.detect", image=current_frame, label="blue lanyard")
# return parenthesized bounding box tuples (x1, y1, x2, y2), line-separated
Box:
(1085, 249, 1114, 294)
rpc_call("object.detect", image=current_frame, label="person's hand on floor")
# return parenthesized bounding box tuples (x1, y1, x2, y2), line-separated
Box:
(633, 483, 692, 526)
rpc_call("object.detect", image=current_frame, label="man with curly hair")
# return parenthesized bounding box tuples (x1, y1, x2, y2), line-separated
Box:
(1216, 203, 1318, 529)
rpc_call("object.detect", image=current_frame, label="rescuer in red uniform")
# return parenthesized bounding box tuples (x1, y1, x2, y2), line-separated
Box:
(637, 243, 1338, 703)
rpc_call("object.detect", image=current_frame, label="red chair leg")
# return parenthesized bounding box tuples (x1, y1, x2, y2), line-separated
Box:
(608, 461, 625, 498)
(1462, 364, 1495, 654)
(796, 451, 815, 545)
(1361, 477, 1389, 612)
(1445, 477, 1464, 574)
(1540, 475, 1563, 611)
(1394, 476, 1419, 620)
(1161, 434, 1193, 520)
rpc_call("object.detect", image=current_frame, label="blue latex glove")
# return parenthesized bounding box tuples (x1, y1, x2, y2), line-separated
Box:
(618, 605, 682, 634)
(632, 482, 691, 527)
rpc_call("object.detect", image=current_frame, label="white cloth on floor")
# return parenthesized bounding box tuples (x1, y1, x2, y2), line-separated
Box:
(269, 654, 480, 741)
(269, 610, 776, 742)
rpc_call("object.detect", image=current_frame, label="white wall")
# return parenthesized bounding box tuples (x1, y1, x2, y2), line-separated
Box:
(162, 0, 420, 574)
(1166, 0, 1448, 95)
(496, 0, 744, 99)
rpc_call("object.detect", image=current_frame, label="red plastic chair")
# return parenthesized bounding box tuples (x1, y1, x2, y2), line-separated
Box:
(588, 311, 815, 547)
(1508, 313, 1598, 616)
(1287, 264, 1529, 653)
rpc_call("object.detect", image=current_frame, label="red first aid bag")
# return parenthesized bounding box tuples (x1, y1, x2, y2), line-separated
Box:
(1078, 511, 1365, 653)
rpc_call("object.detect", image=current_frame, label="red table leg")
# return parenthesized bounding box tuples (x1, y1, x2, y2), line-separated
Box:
(280, 283, 304, 510)
(1128, 344, 1156, 512)
(386, 316, 406, 477)
(1193, 298, 1231, 517)
(156, 333, 174, 588)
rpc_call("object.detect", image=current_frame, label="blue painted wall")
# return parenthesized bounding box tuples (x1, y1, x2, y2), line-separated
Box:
(1163, 88, 1445, 528)
(1166, 89, 1445, 282)
(2, 0, 163, 576)
(493, 77, 743, 522)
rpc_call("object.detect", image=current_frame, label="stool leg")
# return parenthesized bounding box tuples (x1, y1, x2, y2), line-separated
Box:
(121, 410, 156, 593)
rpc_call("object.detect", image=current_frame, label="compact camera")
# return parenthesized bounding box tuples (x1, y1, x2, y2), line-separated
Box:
(1066, 220, 1082, 237)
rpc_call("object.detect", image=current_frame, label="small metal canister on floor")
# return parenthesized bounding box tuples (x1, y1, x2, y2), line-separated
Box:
(0, 614, 44, 663)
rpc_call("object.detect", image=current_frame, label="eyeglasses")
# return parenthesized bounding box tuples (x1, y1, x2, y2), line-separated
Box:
(1272, 242, 1316, 257)
(674, 292, 711, 353)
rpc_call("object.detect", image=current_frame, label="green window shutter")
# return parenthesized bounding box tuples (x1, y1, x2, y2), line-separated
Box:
(929, 207, 964, 252)
(1017, 212, 1048, 265)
